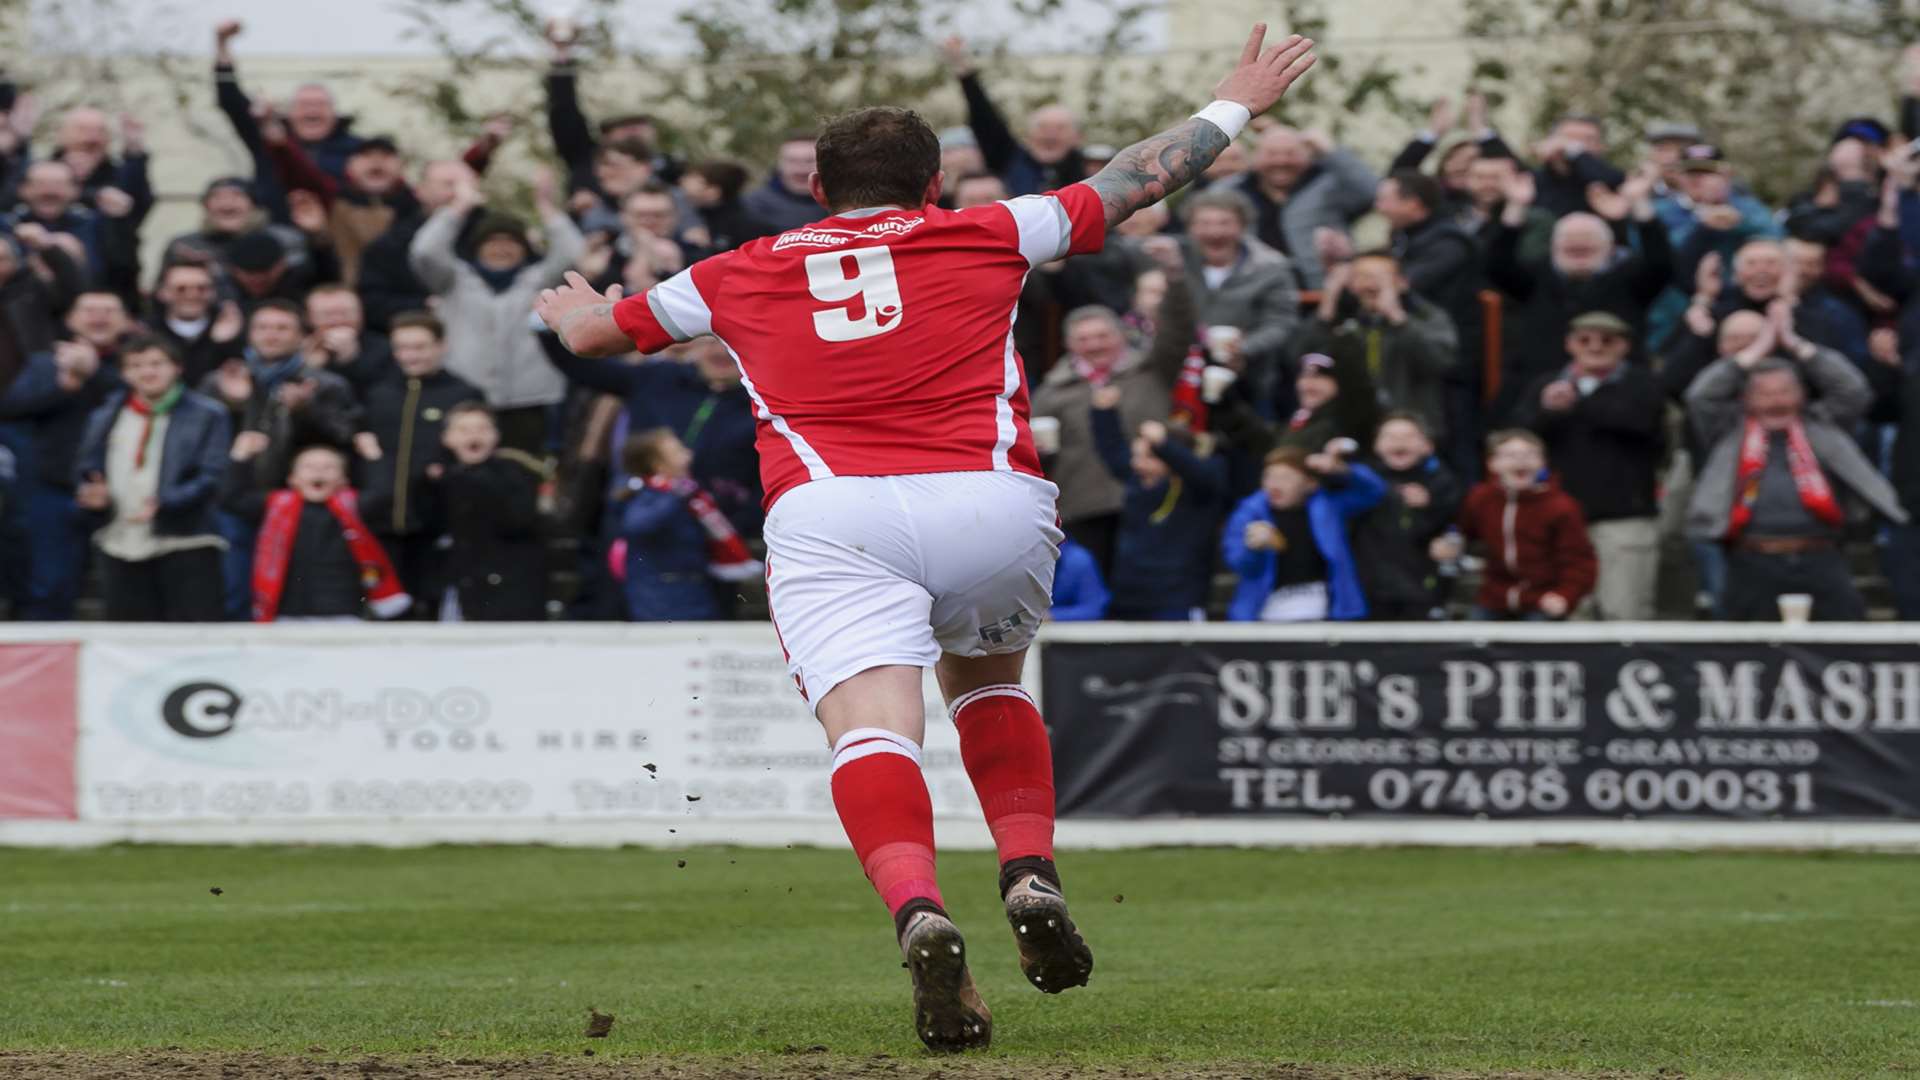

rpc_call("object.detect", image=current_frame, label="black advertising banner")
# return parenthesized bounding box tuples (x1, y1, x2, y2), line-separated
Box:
(1042, 639, 1920, 819)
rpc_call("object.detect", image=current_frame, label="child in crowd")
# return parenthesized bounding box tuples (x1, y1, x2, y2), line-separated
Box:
(1049, 535, 1110, 621)
(1090, 386, 1227, 620)
(1436, 429, 1597, 621)
(223, 441, 410, 622)
(1223, 442, 1385, 622)
(432, 402, 548, 621)
(1352, 411, 1463, 620)
(613, 428, 759, 622)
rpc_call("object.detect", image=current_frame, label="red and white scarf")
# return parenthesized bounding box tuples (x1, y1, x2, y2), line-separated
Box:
(1070, 354, 1116, 387)
(251, 488, 410, 621)
(608, 476, 761, 583)
(1727, 417, 1844, 539)
(1169, 344, 1210, 430)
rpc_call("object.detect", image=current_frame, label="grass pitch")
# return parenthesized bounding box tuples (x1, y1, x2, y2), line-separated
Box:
(1, 844, 1916, 1079)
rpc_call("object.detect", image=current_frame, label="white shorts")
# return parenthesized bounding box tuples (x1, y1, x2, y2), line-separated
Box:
(763, 471, 1062, 712)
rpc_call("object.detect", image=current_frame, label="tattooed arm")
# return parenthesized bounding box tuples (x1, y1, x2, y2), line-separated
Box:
(537, 274, 636, 359)
(1087, 120, 1234, 229)
(1087, 26, 1318, 229)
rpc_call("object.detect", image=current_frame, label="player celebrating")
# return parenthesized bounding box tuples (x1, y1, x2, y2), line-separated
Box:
(537, 25, 1317, 1053)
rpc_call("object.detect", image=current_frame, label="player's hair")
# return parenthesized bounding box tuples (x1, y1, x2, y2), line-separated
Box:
(1386, 169, 1445, 214)
(1485, 428, 1545, 456)
(814, 107, 939, 212)
(444, 400, 495, 424)
(118, 334, 185, 368)
(620, 427, 682, 485)
(1262, 446, 1315, 477)
(250, 298, 306, 329)
(390, 311, 445, 341)
(1181, 188, 1256, 227)
(1351, 247, 1399, 266)
(1378, 409, 1432, 437)
(688, 160, 749, 201)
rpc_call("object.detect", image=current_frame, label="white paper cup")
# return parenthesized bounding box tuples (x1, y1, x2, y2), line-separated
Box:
(1204, 325, 1244, 363)
(1200, 364, 1238, 404)
(1778, 593, 1813, 625)
(1030, 416, 1062, 454)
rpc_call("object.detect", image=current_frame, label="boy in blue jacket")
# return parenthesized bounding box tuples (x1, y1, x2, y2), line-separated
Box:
(1223, 442, 1386, 621)
(1049, 536, 1109, 621)
(1090, 386, 1227, 620)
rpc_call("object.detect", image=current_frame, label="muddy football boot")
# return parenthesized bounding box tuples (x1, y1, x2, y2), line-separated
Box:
(1000, 857, 1093, 994)
(896, 903, 991, 1052)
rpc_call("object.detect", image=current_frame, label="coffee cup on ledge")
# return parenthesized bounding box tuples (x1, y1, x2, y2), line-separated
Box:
(1200, 364, 1237, 404)
(1777, 593, 1813, 625)
(1030, 415, 1062, 455)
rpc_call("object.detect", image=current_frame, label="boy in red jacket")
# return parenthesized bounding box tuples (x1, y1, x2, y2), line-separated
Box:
(1434, 429, 1597, 620)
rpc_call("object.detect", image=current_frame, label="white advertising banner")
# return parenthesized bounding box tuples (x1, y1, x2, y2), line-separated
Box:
(76, 626, 979, 824)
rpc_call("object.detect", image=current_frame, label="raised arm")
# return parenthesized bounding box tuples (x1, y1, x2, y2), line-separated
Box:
(1085, 26, 1316, 229)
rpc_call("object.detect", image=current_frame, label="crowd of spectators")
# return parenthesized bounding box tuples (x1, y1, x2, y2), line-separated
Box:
(1, 20, 1917, 625)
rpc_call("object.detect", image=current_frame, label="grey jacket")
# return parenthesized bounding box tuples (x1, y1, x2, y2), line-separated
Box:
(1031, 278, 1196, 524)
(410, 207, 585, 410)
(1684, 348, 1909, 540)
(1182, 237, 1299, 375)
(1217, 149, 1379, 289)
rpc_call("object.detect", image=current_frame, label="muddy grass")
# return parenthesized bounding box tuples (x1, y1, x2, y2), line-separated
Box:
(0, 1052, 1654, 1079)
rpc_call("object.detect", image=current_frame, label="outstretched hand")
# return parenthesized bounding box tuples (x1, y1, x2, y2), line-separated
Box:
(537, 272, 629, 357)
(1212, 24, 1317, 116)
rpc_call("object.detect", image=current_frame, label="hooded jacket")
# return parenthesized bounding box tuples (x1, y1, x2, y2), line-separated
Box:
(409, 206, 585, 410)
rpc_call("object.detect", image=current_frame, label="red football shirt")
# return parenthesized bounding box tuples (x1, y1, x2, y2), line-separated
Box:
(612, 183, 1107, 509)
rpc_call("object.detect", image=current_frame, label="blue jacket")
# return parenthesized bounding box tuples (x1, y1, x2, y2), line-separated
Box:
(1222, 465, 1386, 622)
(0, 350, 120, 489)
(541, 333, 762, 536)
(619, 486, 721, 622)
(1649, 190, 1781, 348)
(1050, 537, 1109, 621)
(75, 388, 231, 539)
(1091, 407, 1227, 616)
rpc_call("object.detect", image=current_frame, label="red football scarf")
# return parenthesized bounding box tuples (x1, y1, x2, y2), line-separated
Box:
(123, 384, 183, 469)
(649, 475, 761, 581)
(1168, 344, 1210, 430)
(1727, 417, 1844, 539)
(251, 488, 410, 621)
(1070, 354, 1115, 387)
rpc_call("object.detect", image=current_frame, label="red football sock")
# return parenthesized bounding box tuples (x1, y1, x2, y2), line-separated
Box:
(950, 684, 1055, 865)
(829, 727, 944, 918)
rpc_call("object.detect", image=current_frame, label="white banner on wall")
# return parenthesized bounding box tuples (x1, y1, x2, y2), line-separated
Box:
(75, 626, 978, 824)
